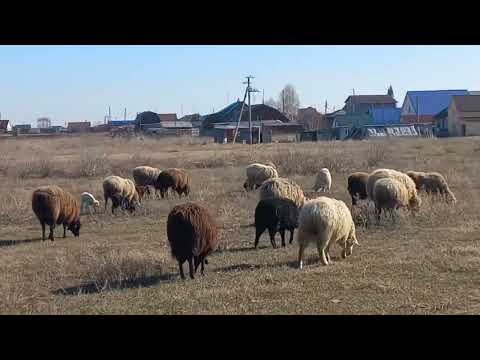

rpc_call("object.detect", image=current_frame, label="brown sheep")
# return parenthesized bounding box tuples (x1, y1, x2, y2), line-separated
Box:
(135, 185, 151, 203)
(406, 171, 456, 203)
(32, 185, 81, 241)
(347, 172, 369, 206)
(167, 202, 219, 280)
(103, 176, 140, 214)
(154, 168, 191, 199)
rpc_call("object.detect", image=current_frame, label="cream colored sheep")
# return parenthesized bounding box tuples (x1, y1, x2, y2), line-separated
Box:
(103, 175, 140, 214)
(297, 196, 359, 269)
(132, 166, 161, 197)
(372, 177, 410, 220)
(259, 177, 306, 208)
(313, 168, 332, 192)
(367, 168, 421, 210)
(406, 170, 456, 203)
(244, 163, 279, 191)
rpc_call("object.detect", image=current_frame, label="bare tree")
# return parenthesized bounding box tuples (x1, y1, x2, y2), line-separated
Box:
(278, 84, 300, 121)
(265, 97, 280, 110)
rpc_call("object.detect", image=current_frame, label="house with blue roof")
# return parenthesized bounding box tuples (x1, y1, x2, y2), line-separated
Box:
(400, 90, 469, 124)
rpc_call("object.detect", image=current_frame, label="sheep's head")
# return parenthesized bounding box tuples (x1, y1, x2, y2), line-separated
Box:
(409, 193, 422, 210)
(68, 220, 81, 237)
(345, 230, 359, 257)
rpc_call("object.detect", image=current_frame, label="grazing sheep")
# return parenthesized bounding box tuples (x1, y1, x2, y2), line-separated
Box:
(132, 166, 161, 197)
(167, 202, 219, 280)
(80, 192, 100, 215)
(259, 177, 306, 208)
(135, 185, 151, 203)
(372, 177, 410, 220)
(313, 168, 332, 192)
(243, 163, 279, 191)
(253, 198, 300, 249)
(154, 168, 191, 199)
(297, 196, 359, 269)
(366, 168, 421, 210)
(102, 175, 140, 214)
(32, 185, 81, 241)
(407, 170, 456, 203)
(347, 172, 369, 206)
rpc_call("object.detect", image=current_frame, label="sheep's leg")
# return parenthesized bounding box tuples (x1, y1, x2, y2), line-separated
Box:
(63, 224, 67, 238)
(201, 259, 205, 276)
(41, 222, 46, 241)
(279, 229, 286, 247)
(48, 225, 55, 242)
(289, 228, 294, 244)
(268, 228, 277, 249)
(351, 195, 357, 206)
(178, 260, 185, 280)
(194, 257, 200, 272)
(104, 196, 108, 212)
(375, 206, 381, 223)
(298, 238, 306, 269)
(188, 257, 195, 280)
(316, 237, 329, 265)
(254, 227, 265, 249)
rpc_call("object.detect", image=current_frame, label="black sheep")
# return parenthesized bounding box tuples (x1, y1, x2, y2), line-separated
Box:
(253, 198, 299, 249)
(347, 172, 369, 206)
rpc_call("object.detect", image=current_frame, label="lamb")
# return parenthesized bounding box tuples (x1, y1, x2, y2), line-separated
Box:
(132, 166, 161, 197)
(366, 168, 421, 210)
(167, 202, 219, 280)
(297, 196, 359, 269)
(259, 177, 306, 208)
(80, 192, 100, 214)
(253, 198, 300, 249)
(313, 168, 332, 192)
(102, 175, 140, 214)
(372, 177, 410, 220)
(406, 170, 456, 203)
(347, 172, 369, 206)
(243, 163, 279, 191)
(154, 168, 191, 199)
(32, 185, 81, 241)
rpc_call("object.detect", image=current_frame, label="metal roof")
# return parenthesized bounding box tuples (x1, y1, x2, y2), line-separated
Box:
(406, 90, 468, 115)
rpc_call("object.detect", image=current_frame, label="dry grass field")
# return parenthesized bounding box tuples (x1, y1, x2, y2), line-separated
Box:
(1, 133, 480, 314)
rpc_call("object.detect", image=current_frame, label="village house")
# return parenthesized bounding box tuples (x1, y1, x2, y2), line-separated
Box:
(297, 107, 330, 131)
(400, 90, 468, 124)
(343, 95, 397, 114)
(444, 95, 480, 137)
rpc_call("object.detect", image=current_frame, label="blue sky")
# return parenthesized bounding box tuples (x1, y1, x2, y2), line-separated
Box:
(1, 45, 479, 126)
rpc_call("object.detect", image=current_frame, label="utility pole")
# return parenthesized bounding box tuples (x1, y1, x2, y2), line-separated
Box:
(262, 89, 265, 105)
(233, 75, 259, 145)
(124, 108, 127, 121)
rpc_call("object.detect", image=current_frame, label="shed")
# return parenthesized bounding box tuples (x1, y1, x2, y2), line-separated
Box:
(0, 120, 11, 133)
(261, 121, 304, 143)
(447, 95, 480, 137)
(68, 121, 91, 133)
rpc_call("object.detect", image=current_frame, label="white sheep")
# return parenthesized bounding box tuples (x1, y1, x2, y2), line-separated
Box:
(313, 168, 332, 192)
(372, 177, 410, 221)
(367, 168, 421, 210)
(244, 163, 279, 191)
(259, 177, 306, 208)
(80, 192, 100, 215)
(297, 196, 359, 269)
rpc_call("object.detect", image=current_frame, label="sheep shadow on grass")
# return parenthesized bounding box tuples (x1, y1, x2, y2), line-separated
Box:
(52, 272, 178, 296)
(0, 238, 42, 248)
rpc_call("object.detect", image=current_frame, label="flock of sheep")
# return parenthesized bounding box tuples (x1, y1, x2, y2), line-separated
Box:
(29, 160, 456, 280)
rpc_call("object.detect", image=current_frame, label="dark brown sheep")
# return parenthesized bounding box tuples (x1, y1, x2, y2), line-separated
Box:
(167, 202, 219, 280)
(347, 172, 369, 206)
(32, 185, 81, 241)
(154, 168, 191, 199)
